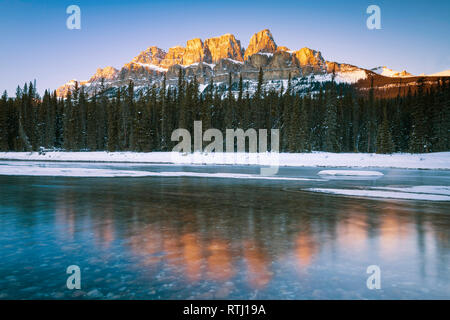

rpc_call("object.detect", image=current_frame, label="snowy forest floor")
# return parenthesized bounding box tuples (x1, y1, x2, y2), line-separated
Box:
(0, 151, 449, 170)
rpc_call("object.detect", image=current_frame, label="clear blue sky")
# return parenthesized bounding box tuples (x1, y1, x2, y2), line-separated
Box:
(0, 0, 449, 96)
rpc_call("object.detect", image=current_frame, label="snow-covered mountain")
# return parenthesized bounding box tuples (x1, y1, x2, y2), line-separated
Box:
(427, 69, 450, 77)
(370, 66, 414, 77)
(55, 29, 446, 98)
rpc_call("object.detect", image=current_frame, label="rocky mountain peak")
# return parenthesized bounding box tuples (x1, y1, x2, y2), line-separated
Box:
(183, 38, 211, 65)
(55, 28, 385, 98)
(277, 46, 291, 52)
(293, 47, 325, 66)
(204, 33, 243, 62)
(131, 46, 167, 65)
(244, 29, 277, 60)
(160, 46, 185, 68)
(89, 66, 118, 82)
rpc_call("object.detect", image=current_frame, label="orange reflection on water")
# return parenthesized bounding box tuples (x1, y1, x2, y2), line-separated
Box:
(97, 218, 115, 249)
(295, 233, 317, 271)
(162, 230, 184, 268)
(379, 208, 412, 256)
(244, 241, 272, 289)
(181, 233, 203, 282)
(128, 225, 164, 266)
(55, 196, 75, 240)
(206, 240, 235, 281)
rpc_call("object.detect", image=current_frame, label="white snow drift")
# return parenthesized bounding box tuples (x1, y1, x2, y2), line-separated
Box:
(0, 151, 449, 170)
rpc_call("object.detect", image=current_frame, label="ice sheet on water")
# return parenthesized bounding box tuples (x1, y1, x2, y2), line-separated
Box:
(371, 186, 450, 196)
(306, 187, 450, 201)
(318, 170, 384, 176)
(0, 164, 321, 181)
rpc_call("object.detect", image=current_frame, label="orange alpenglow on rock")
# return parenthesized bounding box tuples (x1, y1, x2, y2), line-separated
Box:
(204, 33, 243, 63)
(276, 46, 291, 52)
(55, 28, 384, 98)
(293, 47, 325, 67)
(131, 46, 166, 66)
(182, 38, 211, 65)
(160, 46, 185, 68)
(244, 29, 277, 60)
(88, 66, 118, 82)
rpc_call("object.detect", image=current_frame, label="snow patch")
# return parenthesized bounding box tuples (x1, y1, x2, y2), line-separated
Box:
(318, 170, 383, 176)
(427, 69, 450, 77)
(135, 63, 168, 72)
(0, 166, 158, 177)
(0, 152, 449, 170)
(371, 66, 413, 78)
(372, 186, 450, 196)
(306, 188, 450, 201)
(257, 52, 274, 57)
(335, 70, 367, 83)
(224, 58, 244, 64)
(0, 164, 318, 181)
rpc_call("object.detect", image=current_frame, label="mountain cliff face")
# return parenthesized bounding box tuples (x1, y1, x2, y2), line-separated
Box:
(56, 28, 433, 98)
(244, 29, 277, 59)
(205, 33, 243, 63)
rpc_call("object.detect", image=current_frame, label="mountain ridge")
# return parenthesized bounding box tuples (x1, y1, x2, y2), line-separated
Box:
(56, 29, 448, 98)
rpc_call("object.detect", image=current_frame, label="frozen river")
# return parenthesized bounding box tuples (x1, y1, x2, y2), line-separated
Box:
(0, 161, 449, 299)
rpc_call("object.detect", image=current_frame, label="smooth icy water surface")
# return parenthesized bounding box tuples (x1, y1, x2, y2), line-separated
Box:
(0, 161, 449, 299)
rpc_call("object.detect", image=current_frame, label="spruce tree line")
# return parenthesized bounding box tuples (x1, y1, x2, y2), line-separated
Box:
(0, 72, 449, 154)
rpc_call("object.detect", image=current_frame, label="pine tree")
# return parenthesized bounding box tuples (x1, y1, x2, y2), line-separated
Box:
(352, 96, 361, 152)
(409, 78, 429, 153)
(254, 67, 264, 129)
(323, 82, 339, 152)
(133, 93, 151, 152)
(160, 74, 168, 150)
(367, 76, 376, 153)
(177, 68, 186, 130)
(63, 89, 74, 150)
(0, 91, 9, 151)
(86, 92, 97, 150)
(96, 80, 108, 150)
(78, 86, 88, 149)
(37, 90, 49, 149)
(235, 74, 244, 128)
(224, 72, 234, 129)
(376, 105, 395, 154)
(202, 78, 213, 130)
(107, 89, 120, 152)
(431, 79, 448, 151)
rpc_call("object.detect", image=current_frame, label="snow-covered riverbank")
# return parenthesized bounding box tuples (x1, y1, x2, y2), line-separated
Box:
(0, 151, 449, 170)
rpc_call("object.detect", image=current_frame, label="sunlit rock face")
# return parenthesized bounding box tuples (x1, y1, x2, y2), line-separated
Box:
(160, 46, 185, 68)
(293, 47, 326, 72)
(276, 46, 291, 52)
(56, 28, 383, 98)
(182, 38, 212, 65)
(131, 46, 166, 66)
(204, 33, 243, 63)
(244, 29, 277, 60)
(89, 66, 118, 81)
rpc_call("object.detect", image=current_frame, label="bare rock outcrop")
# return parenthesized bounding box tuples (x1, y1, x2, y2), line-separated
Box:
(204, 33, 243, 63)
(244, 29, 277, 60)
